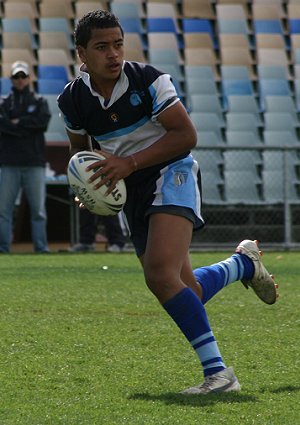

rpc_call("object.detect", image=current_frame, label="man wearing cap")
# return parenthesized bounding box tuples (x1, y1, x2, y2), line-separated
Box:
(0, 61, 51, 253)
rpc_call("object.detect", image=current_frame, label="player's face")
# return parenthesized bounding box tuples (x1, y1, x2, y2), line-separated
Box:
(78, 27, 124, 81)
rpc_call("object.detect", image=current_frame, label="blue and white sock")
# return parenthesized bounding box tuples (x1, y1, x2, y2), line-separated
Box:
(193, 253, 254, 304)
(163, 287, 226, 377)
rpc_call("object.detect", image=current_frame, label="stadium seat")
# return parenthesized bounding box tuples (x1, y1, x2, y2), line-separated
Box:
(263, 130, 299, 146)
(43, 94, 61, 113)
(184, 47, 219, 68)
(217, 19, 250, 36)
(39, 32, 75, 53)
(223, 150, 261, 174)
(39, 1, 75, 19)
(183, 33, 214, 51)
(220, 65, 252, 81)
(226, 95, 262, 124)
(148, 32, 182, 50)
(226, 130, 263, 146)
(189, 95, 225, 124)
(199, 171, 224, 204)
(182, 0, 215, 20)
(148, 48, 183, 66)
(39, 17, 73, 35)
(2, 17, 38, 34)
(0, 78, 12, 96)
(220, 47, 254, 71)
(252, 3, 285, 20)
(186, 78, 218, 96)
(110, 2, 145, 19)
(190, 112, 226, 135)
(1, 48, 37, 67)
(219, 33, 252, 51)
(263, 96, 299, 125)
(146, 17, 179, 34)
(224, 170, 262, 204)
(258, 79, 291, 110)
(196, 131, 225, 146)
(184, 65, 216, 81)
(182, 18, 217, 48)
(4, 2, 38, 19)
(221, 79, 255, 109)
(37, 65, 69, 83)
(253, 19, 284, 35)
(257, 64, 291, 80)
(75, 2, 108, 18)
(119, 17, 146, 34)
(263, 112, 298, 133)
(37, 79, 68, 95)
(216, 4, 247, 20)
(147, 2, 179, 19)
(2, 31, 38, 50)
(226, 112, 262, 136)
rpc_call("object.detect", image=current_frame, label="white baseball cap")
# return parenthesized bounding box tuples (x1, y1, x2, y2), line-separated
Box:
(11, 61, 30, 77)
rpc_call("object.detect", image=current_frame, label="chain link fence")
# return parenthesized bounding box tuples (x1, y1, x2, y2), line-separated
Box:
(191, 145, 300, 250)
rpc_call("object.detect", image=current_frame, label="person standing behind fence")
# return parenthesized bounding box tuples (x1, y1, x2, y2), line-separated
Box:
(69, 208, 126, 253)
(0, 61, 51, 253)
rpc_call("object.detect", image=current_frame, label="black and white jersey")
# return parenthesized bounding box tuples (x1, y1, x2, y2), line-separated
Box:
(57, 61, 179, 157)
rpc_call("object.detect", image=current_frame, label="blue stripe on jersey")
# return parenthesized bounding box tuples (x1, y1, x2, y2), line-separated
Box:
(93, 115, 150, 142)
(149, 84, 166, 114)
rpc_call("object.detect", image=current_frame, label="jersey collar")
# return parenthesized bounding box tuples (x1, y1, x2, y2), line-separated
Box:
(79, 62, 128, 109)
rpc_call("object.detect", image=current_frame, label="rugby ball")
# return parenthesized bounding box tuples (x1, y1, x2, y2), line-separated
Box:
(67, 150, 127, 216)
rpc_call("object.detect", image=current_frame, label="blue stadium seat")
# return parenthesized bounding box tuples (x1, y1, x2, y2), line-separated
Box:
(37, 65, 69, 84)
(147, 17, 178, 33)
(119, 17, 146, 35)
(253, 19, 284, 34)
(182, 18, 217, 47)
(37, 79, 67, 95)
(258, 79, 291, 110)
(221, 79, 254, 109)
(289, 19, 300, 34)
(0, 78, 11, 96)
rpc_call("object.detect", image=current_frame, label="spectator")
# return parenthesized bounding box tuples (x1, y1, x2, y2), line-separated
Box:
(0, 61, 51, 253)
(69, 209, 126, 252)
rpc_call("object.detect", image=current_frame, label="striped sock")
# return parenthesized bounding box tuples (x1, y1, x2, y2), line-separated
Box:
(163, 287, 226, 377)
(193, 253, 254, 304)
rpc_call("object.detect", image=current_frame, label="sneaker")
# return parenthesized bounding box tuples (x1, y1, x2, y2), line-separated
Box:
(68, 243, 95, 253)
(236, 239, 277, 305)
(107, 244, 123, 253)
(181, 367, 241, 395)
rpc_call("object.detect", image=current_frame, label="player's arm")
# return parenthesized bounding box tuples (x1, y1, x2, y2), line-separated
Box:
(67, 130, 92, 157)
(87, 101, 196, 192)
(131, 101, 197, 170)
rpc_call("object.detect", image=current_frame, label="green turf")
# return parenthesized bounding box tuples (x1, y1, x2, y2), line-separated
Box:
(0, 251, 299, 425)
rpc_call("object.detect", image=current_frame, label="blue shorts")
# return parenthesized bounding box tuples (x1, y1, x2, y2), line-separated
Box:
(123, 154, 205, 257)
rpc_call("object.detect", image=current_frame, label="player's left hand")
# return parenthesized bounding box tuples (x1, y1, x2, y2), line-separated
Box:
(86, 149, 135, 194)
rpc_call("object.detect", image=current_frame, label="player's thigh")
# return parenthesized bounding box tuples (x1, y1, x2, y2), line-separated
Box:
(143, 213, 193, 280)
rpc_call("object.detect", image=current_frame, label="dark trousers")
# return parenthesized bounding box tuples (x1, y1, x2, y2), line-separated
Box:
(79, 208, 126, 247)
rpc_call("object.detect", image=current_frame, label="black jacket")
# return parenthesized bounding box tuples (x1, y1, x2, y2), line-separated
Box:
(0, 86, 51, 166)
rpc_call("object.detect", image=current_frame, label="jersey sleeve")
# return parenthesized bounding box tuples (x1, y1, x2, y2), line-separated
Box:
(57, 80, 87, 135)
(149, 73, 179, 121)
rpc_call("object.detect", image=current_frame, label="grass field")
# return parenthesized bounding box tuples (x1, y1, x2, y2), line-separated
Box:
(0, 250, 299, 425)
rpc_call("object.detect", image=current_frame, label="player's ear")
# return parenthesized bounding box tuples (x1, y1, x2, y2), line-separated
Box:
(77, 46, 86, 63)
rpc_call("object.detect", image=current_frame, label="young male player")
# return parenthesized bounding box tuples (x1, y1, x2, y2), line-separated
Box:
(58, 10, 278, 394)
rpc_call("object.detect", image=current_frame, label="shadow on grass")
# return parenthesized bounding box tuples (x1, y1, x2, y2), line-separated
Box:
(129, 392, 258, 407)
(267, 385, 300, 394)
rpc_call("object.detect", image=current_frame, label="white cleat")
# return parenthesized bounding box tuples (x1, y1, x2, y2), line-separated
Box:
(236, 239, 278, 305)
(181, 367, 241, 395)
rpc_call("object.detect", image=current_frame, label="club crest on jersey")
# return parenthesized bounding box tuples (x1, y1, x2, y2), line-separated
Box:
(174, 172, 188, 186)
(110, 112, 119, 123)
(130, 91, 143, 106)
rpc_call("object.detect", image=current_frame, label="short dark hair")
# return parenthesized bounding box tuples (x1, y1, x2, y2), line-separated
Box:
(74, 10, 124, 48)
